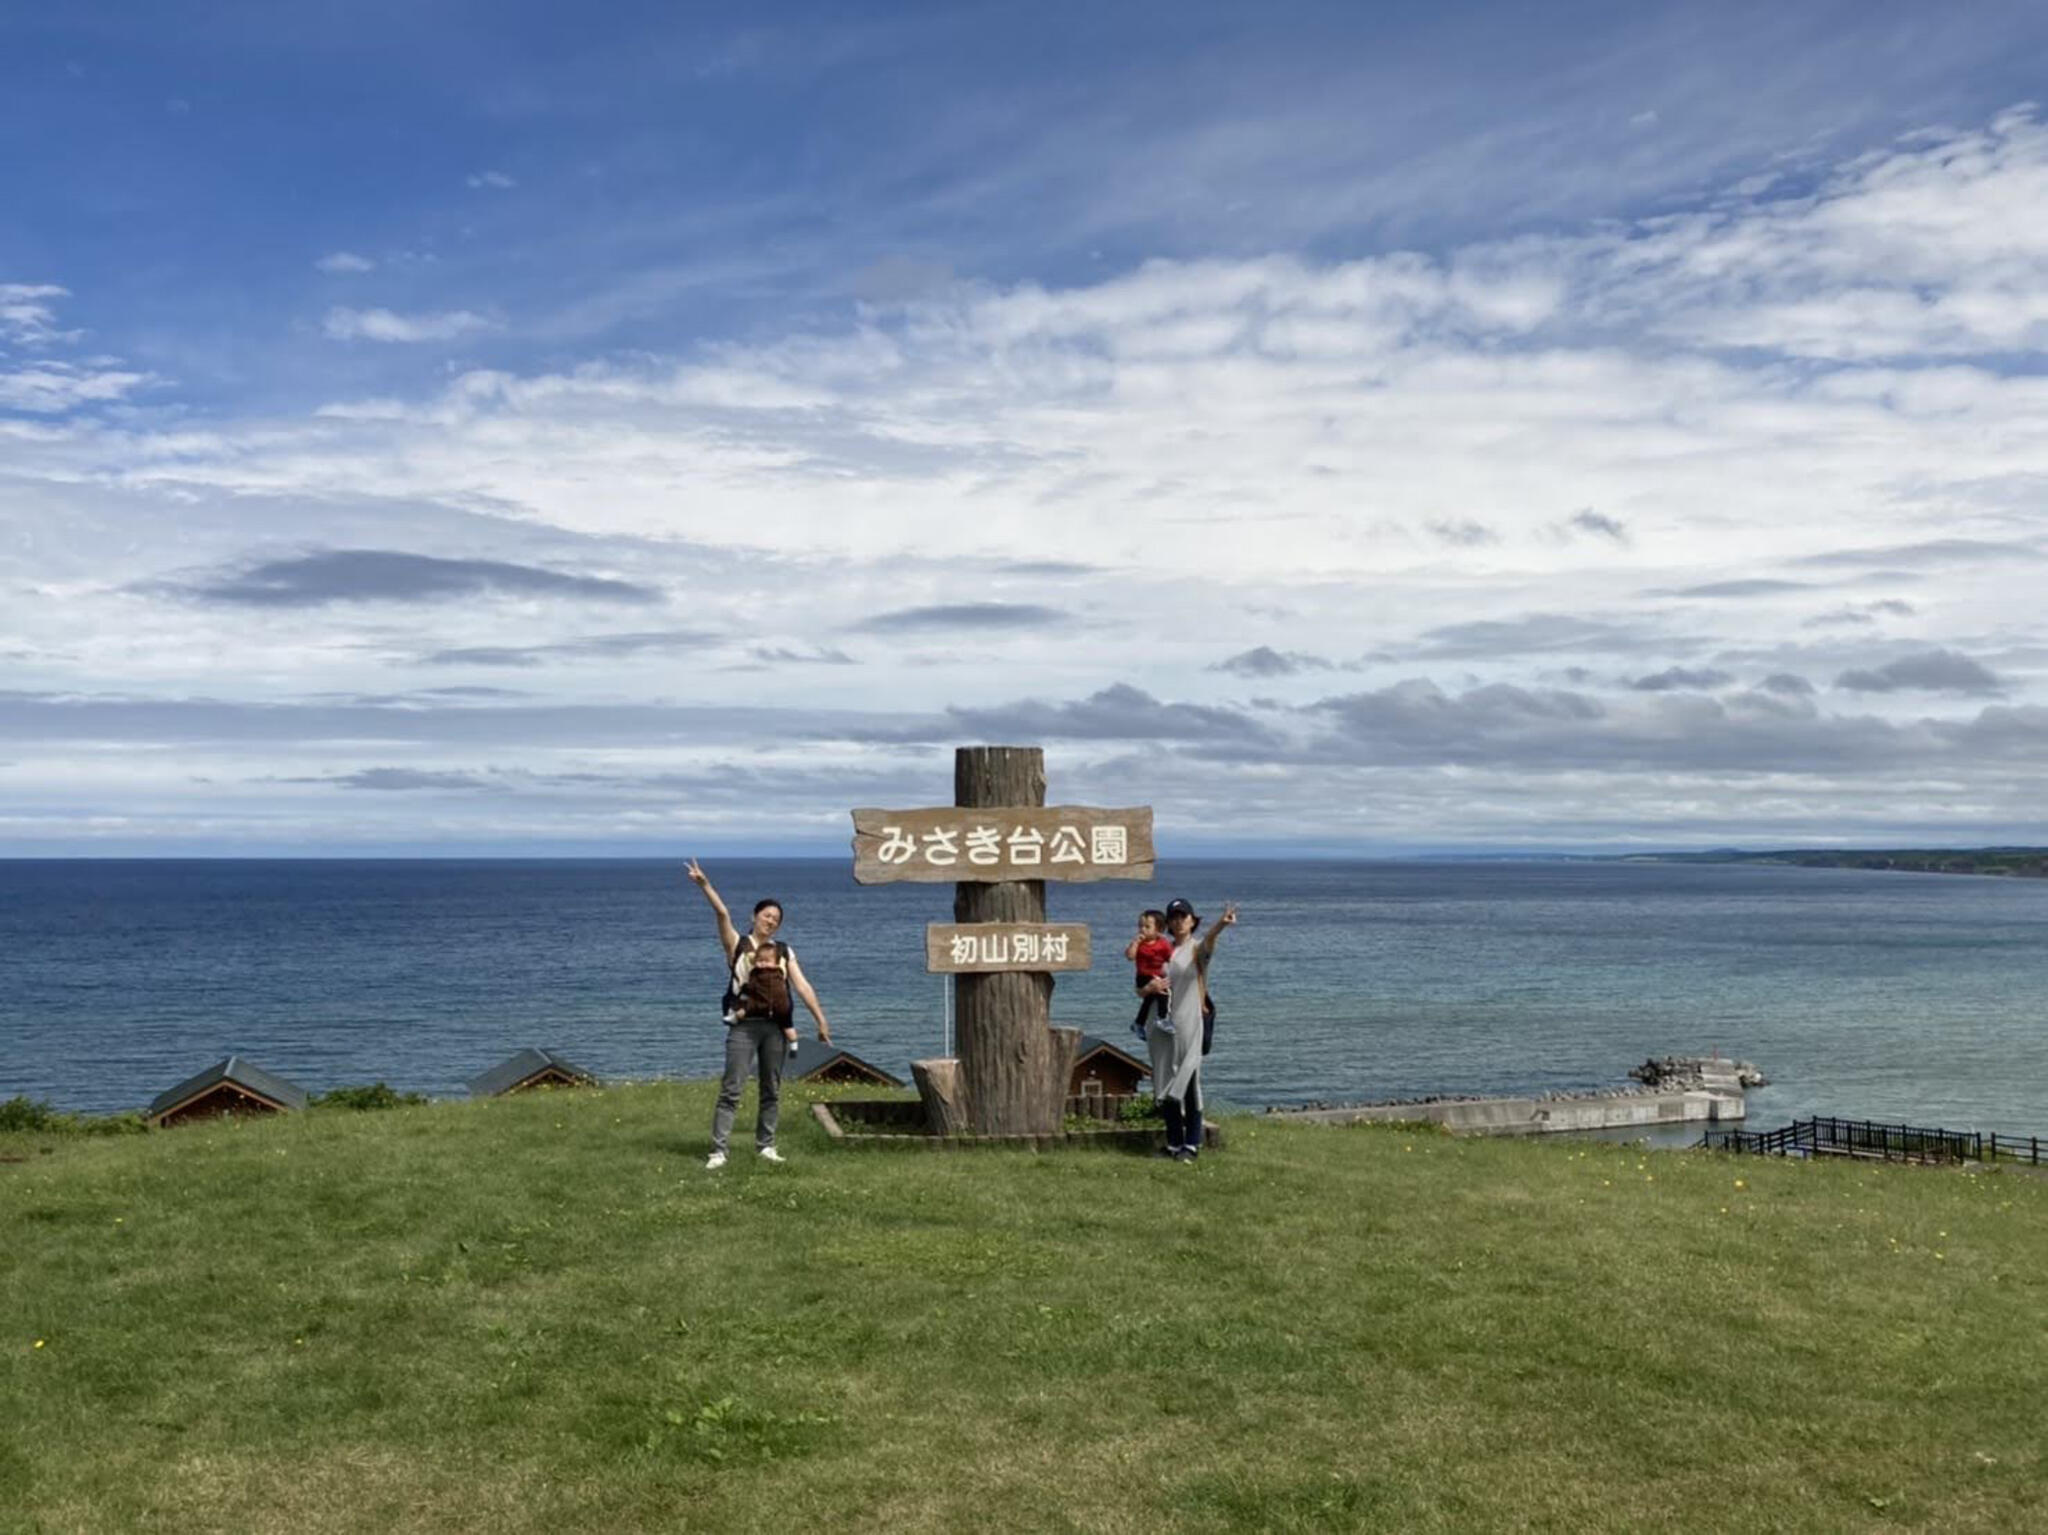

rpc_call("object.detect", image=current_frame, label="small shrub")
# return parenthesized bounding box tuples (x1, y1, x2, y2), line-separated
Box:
(310, 1083, 429, 1112)
(1117, 1093, 1159, 1122)
(0, 1097, 149, 1136)
(0, 1096, 62, 1133)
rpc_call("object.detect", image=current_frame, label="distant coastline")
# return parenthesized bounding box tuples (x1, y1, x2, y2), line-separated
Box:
(1621, 847, 2048, 879)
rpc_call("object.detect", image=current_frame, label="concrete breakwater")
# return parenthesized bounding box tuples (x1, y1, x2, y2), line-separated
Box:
(1629, 1054, 1767, 1093)
(1264, 1056, 1759, 1136)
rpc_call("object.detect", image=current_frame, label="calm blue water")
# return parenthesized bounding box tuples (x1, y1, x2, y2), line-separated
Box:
(3, 858, 2046, 1133)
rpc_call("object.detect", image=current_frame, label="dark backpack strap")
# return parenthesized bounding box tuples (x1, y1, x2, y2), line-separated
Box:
(721, 934, 754, 1014)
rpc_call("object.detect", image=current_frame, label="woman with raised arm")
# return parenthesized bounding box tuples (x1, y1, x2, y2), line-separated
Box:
(1144, 895, 1237, 1162)
(686, 858, 831, 1170)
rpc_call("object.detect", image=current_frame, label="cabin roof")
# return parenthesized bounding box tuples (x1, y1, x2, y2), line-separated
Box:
(147, 1055, 309, 1118)
(1074, 1035, 1148, 1076)
(465, 1047, 596, 1098)
(789, 1047, 906, 1087)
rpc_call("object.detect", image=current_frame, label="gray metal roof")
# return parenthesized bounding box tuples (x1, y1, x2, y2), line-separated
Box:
(1075, 1035, 1148, 1076)
(788, 1048, 905, 1087)
(465, 1047, 597, 1098)
(147, 1055, 309, 1118)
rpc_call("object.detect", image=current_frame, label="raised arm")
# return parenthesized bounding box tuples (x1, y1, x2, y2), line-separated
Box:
(686, 858, 741, 958)
(785, 954, 832, 1044)
(1195, 903, 1238, 973)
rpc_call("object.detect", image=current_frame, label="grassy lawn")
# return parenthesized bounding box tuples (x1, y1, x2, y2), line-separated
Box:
(3, 1082, 2044, 1533)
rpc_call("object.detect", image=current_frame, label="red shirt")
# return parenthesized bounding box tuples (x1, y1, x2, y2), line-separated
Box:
(1132, 936, 1174, 981)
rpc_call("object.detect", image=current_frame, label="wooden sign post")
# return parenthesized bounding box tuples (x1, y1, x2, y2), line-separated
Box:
(851, 746, 1153, 1138)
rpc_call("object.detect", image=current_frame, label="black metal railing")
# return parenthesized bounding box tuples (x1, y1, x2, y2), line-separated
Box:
(1698, 1116, 2044, 1166)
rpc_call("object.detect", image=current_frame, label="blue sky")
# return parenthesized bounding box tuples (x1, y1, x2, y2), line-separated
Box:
(5, 1, 2048, 853)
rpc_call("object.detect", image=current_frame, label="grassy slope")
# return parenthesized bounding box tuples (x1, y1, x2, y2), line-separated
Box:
(3, 1083, 2043, 1534)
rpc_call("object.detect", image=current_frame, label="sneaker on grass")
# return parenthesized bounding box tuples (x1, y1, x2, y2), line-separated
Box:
(758, 1146, 786, 1164)
(704, 1151, 727, 1171)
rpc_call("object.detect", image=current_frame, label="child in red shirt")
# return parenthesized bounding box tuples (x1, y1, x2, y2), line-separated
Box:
(1126, 909, 1174, 1040)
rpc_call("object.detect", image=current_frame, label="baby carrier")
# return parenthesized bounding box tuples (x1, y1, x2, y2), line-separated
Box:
(723, 937, 795, 1025)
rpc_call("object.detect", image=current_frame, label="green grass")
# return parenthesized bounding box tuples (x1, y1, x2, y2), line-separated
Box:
(4, 1083, 2044, 1533)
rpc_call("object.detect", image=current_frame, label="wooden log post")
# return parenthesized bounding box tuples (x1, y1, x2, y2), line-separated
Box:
(910, 1057, 970, 1137)
(953, 746, 1064, 1136)
(1046, 1025, 1081, 1128)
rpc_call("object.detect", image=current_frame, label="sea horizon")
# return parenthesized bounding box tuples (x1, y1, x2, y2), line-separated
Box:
(5, 843, 2043, 863)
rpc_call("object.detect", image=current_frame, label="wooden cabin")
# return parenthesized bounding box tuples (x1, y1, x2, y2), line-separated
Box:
(1070, 1035, 1148, 1100)
(788, 1048, 905, 1089)
(465, 1047, 596, 1098)
(147, 1055, 308, 1129)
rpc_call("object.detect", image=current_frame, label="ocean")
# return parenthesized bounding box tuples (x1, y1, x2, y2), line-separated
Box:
(4, 857, 2046, 1133)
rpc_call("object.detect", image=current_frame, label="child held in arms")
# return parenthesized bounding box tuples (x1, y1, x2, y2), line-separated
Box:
(1125, 908, 1174, 1040)
(729, 940, 802, 1057)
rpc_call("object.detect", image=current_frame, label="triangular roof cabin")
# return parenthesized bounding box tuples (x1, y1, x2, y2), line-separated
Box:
(1070, 1034, 1149, 1098)
(147, 1055, 309, 1129)
(466, 1047, 597, 1098)
(788, 1048, 905, 1088)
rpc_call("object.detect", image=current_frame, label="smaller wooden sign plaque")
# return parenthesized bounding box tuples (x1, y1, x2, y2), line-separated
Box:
(925, 922, 1094, 974)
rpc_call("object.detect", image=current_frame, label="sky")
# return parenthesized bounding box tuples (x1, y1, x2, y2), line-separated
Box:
(4, 0, 2048, 855)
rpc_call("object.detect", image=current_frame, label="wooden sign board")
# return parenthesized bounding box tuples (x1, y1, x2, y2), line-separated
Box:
(926, 922, 1093, 974)
(852, 806, 1154, 885)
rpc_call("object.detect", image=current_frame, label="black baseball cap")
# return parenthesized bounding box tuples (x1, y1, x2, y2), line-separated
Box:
(1164, 897, 1199, 923)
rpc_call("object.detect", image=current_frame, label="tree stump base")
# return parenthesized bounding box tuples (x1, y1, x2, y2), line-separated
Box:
(811, 1099, 1222, 1154)
(911, 1057, 970, 1137)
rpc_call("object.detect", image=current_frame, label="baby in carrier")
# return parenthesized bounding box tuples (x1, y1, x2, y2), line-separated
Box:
(727, 938, 801, 1055)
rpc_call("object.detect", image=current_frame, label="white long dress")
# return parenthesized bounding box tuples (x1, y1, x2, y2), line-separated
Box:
(1146, 941, 1203, 1106)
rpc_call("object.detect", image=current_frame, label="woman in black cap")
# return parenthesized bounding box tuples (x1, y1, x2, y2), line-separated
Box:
(1143, 895, 1237, 1161)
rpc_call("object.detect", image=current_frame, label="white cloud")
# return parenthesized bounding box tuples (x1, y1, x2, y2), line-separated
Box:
(6, 108, 2048, 847)
(322, 307, 496, 343)
(466, 169, 517, 189)
(315, 251, 376, 274)
(0, 361, 152, 413)
(0, 285, 150, 411)
(0, 283, 74, 345)
(53, 114, 2048, 638)
(1613, 105, 2048, 359)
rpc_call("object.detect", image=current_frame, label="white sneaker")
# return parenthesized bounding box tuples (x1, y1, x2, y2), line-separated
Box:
(704, 1151, 727, 1170)
(758, 1146, 786, 1164)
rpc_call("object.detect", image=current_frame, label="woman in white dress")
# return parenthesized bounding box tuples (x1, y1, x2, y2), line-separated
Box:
(1144, 895, 1237, 1161)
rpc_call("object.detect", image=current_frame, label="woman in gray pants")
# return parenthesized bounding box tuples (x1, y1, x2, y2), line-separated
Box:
(687, 859, 832, 1169)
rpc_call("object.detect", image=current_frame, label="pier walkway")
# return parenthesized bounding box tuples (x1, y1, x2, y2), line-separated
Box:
(1261, 1056, 1760, 1137)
